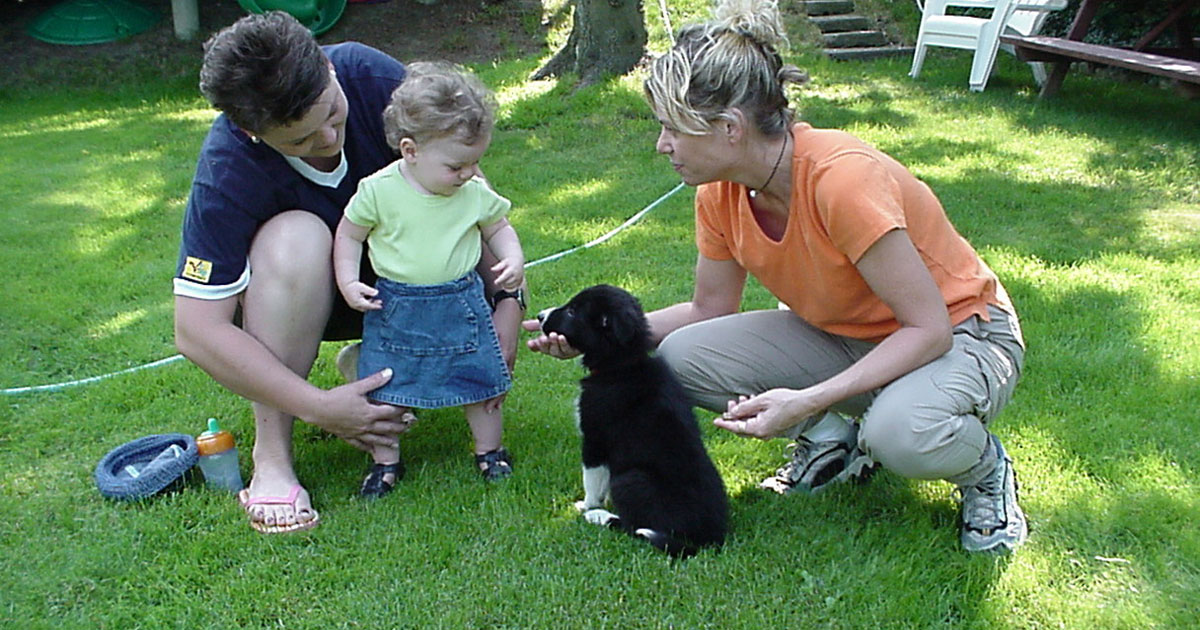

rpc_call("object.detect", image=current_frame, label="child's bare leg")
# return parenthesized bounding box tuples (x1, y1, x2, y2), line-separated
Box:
(466, 400, 511, 480)
(360, 404, 409, 498)
(465, 401, 503, 455)
(370, 405, 419, 465)
(371, 441, 400, 467)
(371, 404, 406, 464)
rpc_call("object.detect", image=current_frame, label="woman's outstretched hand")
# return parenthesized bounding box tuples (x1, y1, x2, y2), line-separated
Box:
(522, 318, 581, 359)
(713, 389, 818, 440)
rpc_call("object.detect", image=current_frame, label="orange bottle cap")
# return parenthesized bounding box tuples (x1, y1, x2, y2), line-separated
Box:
(196, 430, 235, 455)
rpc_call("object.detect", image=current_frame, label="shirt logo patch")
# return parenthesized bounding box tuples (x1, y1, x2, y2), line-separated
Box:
(183, 257, 213, 283)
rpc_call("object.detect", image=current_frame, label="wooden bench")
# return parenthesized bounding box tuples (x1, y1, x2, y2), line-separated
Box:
(1001, 34, 1200, 95)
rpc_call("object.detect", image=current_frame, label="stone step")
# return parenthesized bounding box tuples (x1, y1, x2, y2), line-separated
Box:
(802, 0, 856, 16)
(826, 45, 916, 61)
(823, 30, 889, 48)
(809, 14, 871, 33)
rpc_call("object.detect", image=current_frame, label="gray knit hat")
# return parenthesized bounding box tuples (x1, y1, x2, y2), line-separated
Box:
(95, 433, 199, 501)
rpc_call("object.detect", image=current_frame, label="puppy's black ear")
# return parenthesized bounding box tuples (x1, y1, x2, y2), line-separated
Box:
(604, 309, 646, 350)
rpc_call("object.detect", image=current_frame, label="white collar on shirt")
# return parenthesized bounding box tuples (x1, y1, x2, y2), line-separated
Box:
(283, 152, 348, 188)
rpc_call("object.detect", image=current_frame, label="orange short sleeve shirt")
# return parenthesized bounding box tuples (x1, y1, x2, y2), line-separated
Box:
(695, 123, 1009, 342)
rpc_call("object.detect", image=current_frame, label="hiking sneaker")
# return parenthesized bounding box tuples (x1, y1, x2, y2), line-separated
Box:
(336, 342, 361, 382)
(958, 434, 1028, 553)
(759, 412, 876, 495)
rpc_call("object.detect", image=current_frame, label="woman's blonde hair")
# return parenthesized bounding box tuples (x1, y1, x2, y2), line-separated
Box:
(383, 61, 496, 150)
(644, 0, 808, 136)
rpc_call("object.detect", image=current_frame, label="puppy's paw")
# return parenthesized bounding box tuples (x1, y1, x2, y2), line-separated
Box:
(582, 508, 621, 528)
(574, 500, 601, 513)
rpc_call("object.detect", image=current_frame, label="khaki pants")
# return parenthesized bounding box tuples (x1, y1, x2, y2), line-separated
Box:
(657, 305, 1024, 486)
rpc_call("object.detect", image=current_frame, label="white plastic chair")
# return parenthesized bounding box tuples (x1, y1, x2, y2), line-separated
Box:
(909, 0, 1017, 92)
(909, 0, 1066, 91)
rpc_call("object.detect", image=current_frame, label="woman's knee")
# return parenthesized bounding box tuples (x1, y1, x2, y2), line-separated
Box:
(859, 403, 988, 481)
(656, 325, 696, 373)
(657, 325, 730, 412)
(249, 211, 333, 283)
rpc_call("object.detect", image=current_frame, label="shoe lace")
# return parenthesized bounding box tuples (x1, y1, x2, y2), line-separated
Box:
(959, 466, 1006, 533)
(774, 438, 817, 482)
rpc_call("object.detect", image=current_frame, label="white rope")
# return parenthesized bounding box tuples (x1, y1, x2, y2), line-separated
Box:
(524, 181, 685, 269)
(2, 181, 687, 396)
(2, 354, 187, 395)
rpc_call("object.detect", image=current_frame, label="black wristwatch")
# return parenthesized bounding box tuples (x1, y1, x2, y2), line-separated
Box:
(491, 288, 526, 312)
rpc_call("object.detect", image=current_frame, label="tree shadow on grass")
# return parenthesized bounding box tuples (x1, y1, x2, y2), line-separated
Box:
(1002, 273, 1200, 477)
(802, 80, 1200, 266)
(987, 275, 1196, 625)
(0, 96, 208, 385)
(717, 470, 1009, 627)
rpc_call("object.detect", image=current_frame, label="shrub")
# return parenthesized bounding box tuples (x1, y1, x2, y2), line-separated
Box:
(1041, 0, 1200, 47)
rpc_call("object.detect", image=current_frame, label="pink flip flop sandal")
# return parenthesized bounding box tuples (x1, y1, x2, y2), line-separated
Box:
(238, 484, 321, 534)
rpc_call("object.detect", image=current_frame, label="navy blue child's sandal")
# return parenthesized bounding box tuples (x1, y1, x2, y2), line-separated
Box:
(359, 459, 405, 499)
(475, 448, 513, 481)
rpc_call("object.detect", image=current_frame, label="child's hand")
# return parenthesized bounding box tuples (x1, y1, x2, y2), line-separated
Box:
(341, 281, 382, 312)
(490, 256, 525, 291)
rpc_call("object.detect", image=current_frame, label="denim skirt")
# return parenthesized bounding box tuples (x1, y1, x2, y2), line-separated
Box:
(358, 272, 511, 408)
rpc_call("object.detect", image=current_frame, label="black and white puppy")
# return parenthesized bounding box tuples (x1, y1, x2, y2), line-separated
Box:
(537, 284, 728, 558)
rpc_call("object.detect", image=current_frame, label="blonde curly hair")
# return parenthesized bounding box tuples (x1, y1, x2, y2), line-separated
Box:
(644, 0, 808, 136)
(383, 61, 496, 150)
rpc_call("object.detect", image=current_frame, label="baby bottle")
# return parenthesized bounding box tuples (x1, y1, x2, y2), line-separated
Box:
(196, 418, 244, 492)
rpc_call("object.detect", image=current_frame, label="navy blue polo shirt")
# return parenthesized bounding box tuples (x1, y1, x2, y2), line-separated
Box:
(174, 43, 405, 299)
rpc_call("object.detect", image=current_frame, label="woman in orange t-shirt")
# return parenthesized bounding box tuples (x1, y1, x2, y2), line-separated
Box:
(526, 0, 1027, 554)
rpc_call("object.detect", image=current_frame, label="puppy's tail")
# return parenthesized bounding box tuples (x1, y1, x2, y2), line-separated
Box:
(635, 528, 702, 559)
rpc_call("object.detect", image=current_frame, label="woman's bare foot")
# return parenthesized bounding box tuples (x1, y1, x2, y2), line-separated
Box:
(240, 466, 317, 531)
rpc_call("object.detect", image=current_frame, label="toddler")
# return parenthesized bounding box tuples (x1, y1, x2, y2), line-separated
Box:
(333, 61, 525, 497)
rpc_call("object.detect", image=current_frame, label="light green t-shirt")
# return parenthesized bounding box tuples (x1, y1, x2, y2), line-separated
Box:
(344, 161, 511, 285)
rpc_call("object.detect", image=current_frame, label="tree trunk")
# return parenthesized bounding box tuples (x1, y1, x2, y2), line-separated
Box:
(532, 0, 647, 86)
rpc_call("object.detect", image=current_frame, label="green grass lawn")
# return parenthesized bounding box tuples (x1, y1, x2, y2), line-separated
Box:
(1, 6, 1199, 629)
